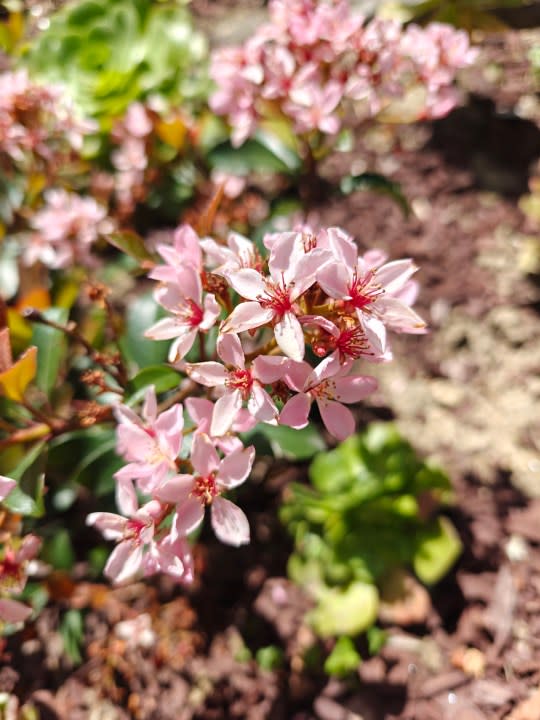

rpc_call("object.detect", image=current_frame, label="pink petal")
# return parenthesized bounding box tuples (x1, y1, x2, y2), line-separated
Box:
(116, 476, 138, 516)
(105, 541, 143, 584)
(86, 512, 126, 540)
(145, 317, 181, 341)
(279, 393, 311, 429)
(248, 385, 278, 422)
(222, 302, 274, 334)
(227, 268, 266, 300)
(0, 598, 32, 623)
(201, 293, 221, 331)
(375, 259, 417, 295)
(142, 386, 157, 423)
(317, 262, 350, 298)
(191, 433, 220, 476)
(155, 474, 194, 503)
(155, 403, 184, 438)
(274, 312, 305, 360)
(288, 249, 329, 299)
(217, 445, 254, 489)
(252, 355, 289, 383)
(211, 497, 250, 546)
(217, 332, 245, 369)
(0, 475, 16, 502)
(186, 361, 227, 387)
(283, 360, 311, 392)
(185, 397, 212, 428)
(169, 328, 198, 362)
(210, 389, 243, 437)
(173, 497, 205, 538)
(318, 400, 355, 441)
(333, 375, 378, 403)
(376, 297, 427, 334)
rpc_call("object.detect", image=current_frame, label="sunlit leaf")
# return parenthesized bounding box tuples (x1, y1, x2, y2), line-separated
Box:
(413, 516, 462, 585)
(0, 346, 37, 402)
(310, 582, 379, 637)
(106, 230, 155, 264)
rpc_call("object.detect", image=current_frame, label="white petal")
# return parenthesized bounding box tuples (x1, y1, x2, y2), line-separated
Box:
(210, 389, 243, 437)
(274, 312, 305, 360)
(211, 497, 250, 546)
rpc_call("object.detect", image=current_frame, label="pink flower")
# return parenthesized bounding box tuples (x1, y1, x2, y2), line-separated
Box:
(185, 397, 256, 455)
(317, 236, 426, 335)
(285, 80, 343, 135)
(0, 533, 42, 624)
(114, 386, 183, 495)
(145, 264, 220, 362)
(0, 598, 32, 624)
(157, 433, 254, 547)
(86, 500, 162, 584)
(200, 231, 262, 278)
(280, 356, 377, 440)
(222, 232, 329, 360)
(26, 189, 113, 268)
(143, 534, 194, 585)
(186, 332, 287, 435)
(150, 224, 204, 282)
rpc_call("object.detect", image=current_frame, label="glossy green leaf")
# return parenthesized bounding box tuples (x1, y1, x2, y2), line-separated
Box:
(3, 440, 47, 517)
(208, 138, 294, 175)
(119, 292, 169, 370)
(128, 365, 181, 395)
(59, 609, 84, 665)
(31, 307, 68, 397)
(255, 424, 326, 460)
(42, 529, 75, 570)
(340, 173, 410, 216)
(106, 230, 155, 263)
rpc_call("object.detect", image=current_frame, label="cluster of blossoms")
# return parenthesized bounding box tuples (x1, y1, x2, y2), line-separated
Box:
(0, 69, 91, 174)
(25, 188, 113, 269)
(210, 0, 477, 146)
(89, 222, 426, 585)
(110, 101, 155, 219)
(0, 477, 41, 624)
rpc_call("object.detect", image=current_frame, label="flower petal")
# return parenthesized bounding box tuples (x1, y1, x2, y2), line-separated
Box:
(191, 433, 220, 476)
(279, 392, 311, 429)
(155, 474, 194, 503)
(222, 302, 274, 334)
(248, 385, 278, 422)
(217, 332, 245, 369)
(185, 361, 227, 387)
(227, 268, 266, 300)
(86, 512, 126, 540)
(210, 389, 243, 437)
(333, 375, 378, 403)
(0, 598, 32, 623)
(0, 475, 16, 502)
(211, 497, 250, 546)
(217, 445, 254, 489)
(318, 400, 355, 441)
(173, 497, 205, 538)
(274, 312, 305, 360)
(105, 541, 143, 585)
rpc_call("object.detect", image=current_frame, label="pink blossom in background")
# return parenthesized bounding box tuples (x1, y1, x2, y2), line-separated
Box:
(209, 0, 476, 145)
(26, 188, 113, 268)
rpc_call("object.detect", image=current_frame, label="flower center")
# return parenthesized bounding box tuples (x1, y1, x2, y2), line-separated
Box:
(336, 324, 371, 359)
(125, 518, 149, 544)
(226, 368, 253, 400)
(177, 299, 204, 327)
(0, 551, 23, 591)
(309, 379, 336, 401)
(347, 269, 384, 312)
(258, 280, 293, 318)
(192, 474, 219, 506)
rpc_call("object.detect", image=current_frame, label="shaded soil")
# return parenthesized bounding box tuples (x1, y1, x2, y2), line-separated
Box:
(4, 26, 540, 720)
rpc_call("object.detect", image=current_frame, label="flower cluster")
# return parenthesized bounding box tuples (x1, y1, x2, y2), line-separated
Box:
(25, 188, 113, 269)
(210, 0, 476, 146)
(89, 223, 426, 585)
(0, 477, 41, 624)
(0, 69, 90, 173)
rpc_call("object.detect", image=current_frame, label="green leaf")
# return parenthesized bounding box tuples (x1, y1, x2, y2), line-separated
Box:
(128, 365, 181, 395)
(324, 636, 361, 677)
(31, 307, 68, 397)
(256, 645, 284, 671)
(3, 441, 46, 517)
(106, 230, 155, 263)
(367, 626, 387, 655)
(413, 517, 462, 585)
(59, 609, 84, 665)
(42, 529, 75, 570)
(120, 292, 169, 370)
(310, 582, 379, 638)
(208, 139, 294, 175)
(69, 435, 122, 496)
(340, 173, 410, 217)
(254, 424, 326, 460)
